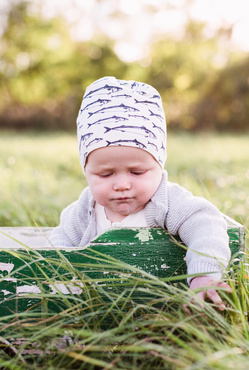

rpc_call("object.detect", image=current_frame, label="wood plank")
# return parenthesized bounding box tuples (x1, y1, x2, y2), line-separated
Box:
(0, 217, 245, 319)
(0, 227, 52, 247)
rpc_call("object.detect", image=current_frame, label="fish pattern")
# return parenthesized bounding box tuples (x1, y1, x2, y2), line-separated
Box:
(77, 76, 167, 169)
(104, 124, 156, 139)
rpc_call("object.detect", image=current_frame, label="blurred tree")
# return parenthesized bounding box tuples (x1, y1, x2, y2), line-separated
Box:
(0, 0, 248, 131)
(146, 20, 236, 130)
(0, 1, 128, 130)
(191, 56, 249, 131)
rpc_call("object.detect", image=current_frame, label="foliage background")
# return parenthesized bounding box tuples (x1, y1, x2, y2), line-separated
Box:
(0, 0, 249, 131)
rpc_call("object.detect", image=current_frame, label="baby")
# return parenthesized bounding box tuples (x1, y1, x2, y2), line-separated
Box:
(48, 76, 232, 308)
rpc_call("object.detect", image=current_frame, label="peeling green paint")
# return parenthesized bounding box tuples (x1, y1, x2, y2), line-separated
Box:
(0, 216, 245, 319)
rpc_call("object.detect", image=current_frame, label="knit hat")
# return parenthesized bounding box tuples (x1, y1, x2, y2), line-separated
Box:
(76, 76, 167, 171)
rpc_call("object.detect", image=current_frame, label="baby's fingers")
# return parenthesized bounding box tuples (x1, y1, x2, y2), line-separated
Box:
(183, 291, 205, 315)
(206, 282, 232, 310)
(216, 281, 233, 293)
(205, 289, 226, 311)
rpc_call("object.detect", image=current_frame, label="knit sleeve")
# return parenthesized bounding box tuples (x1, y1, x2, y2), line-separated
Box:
(166, 183, 231, 282)
(46, 202, 81, 247)
(46, 187, 94, 247)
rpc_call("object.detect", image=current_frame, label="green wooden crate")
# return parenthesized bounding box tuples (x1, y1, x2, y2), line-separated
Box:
(0, 215, 245, 319)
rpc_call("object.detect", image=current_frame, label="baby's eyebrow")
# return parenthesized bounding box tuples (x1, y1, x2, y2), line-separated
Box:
(95, 165, 146, 173)
(128, 165, 145, 169)
(128, 167, 148, 172)
(97, 167, 114, 171)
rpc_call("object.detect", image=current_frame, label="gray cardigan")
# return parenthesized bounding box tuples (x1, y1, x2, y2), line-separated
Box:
(48, 171, 231, 280)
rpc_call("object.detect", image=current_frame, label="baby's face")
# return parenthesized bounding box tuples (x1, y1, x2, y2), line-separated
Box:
(85, 146, 162, 223)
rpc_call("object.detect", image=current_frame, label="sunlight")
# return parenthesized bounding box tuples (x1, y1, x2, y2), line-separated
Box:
(190, 0, 249, 51)
(2, 0, 248, 61)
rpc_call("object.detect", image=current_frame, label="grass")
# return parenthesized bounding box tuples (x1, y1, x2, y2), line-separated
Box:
(0, 130, 249, 368)
(0, 130, 248, 232)
(0, 244, 248, 369)
(0, 131, 85, 227)
(167, 132, 249, 232)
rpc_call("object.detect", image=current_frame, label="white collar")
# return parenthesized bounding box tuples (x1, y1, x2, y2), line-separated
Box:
(95, 203, 148, 235)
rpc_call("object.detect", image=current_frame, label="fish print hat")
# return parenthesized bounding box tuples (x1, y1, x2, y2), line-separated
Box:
(77, 76, 167, 171)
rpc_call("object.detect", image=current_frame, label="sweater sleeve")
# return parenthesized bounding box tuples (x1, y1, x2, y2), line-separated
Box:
(47, 202, 83, 247)
(46, 187, 96, 247)
(166, 182, 231, 281)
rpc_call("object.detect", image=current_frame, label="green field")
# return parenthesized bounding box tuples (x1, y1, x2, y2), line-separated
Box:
(0, 130, 249, 368)
(1, 131, 248, 233)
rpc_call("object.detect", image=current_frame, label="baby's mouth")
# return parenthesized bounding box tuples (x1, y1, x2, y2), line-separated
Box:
(115, 197, 132, 201)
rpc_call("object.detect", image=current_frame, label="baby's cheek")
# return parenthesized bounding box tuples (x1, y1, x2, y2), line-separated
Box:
(137, 188, 152, 203)
(99, 186, 111, 201)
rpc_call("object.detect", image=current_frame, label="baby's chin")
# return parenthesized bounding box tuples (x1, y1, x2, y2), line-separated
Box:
(115, 204, 145, 217)
(104, 207, 135, 222)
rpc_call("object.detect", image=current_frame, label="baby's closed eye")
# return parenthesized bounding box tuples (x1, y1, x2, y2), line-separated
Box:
(131, 171, 147, 175)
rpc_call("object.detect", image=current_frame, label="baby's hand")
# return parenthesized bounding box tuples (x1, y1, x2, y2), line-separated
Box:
(186, 276, 232, 312)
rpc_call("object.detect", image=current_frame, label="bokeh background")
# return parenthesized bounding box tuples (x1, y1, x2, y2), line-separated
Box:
(0, 0, 248, 236)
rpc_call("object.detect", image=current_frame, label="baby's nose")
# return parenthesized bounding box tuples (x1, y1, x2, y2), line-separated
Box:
(113, 175, 131, 191)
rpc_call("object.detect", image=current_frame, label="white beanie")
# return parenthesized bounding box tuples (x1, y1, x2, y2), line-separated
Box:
(76, 76, 166, 171)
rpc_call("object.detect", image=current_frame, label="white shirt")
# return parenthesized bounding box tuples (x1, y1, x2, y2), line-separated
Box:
(95, 203, 148, 235)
